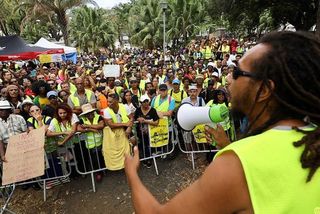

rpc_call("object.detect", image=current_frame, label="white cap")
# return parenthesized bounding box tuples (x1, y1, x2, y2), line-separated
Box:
(140, 94, 150, 102)
(212, 72, 219, 78)
(189, 85, 197, 90)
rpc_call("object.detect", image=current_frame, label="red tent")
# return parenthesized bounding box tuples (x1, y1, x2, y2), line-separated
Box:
(0, 35, 64, 61)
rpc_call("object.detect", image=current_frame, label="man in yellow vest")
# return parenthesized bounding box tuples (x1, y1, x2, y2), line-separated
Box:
(150, 84, 175, 119)
(68, 77, 96, 115)
(103, 92, 133, 137)
(124, 31, 320, 213)
(168, 79, 187, 111)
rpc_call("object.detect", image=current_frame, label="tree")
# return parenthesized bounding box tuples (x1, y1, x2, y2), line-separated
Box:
(69, 6, 116, 52)
(0, 0, 25, 35)
(111, 3, 132, 46)
(16, 0, 97, 45)
(128, 0, 162, 49)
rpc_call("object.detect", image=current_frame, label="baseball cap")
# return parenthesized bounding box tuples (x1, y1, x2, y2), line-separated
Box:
(159, 84, 168, 91)
(47, 91, 58, 98)
(212, 72, 219, 78)
(189, 85, 197, 90)
(172, 79, 180, 84)
(140, 95, 150, 103)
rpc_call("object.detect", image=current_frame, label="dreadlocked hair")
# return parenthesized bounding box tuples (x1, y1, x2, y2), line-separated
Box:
(243, 31, 320, 182)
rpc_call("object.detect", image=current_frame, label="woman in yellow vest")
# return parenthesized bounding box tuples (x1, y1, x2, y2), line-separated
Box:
(78, 104, 105, 182)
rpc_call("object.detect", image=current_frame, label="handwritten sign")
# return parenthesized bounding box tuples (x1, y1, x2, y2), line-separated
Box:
(2, 127, 45, 185)
(103, 65, 120, 77)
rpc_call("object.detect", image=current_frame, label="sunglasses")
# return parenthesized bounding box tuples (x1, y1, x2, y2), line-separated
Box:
(30, 109, 40, 113)
(232, 67, 255, 80)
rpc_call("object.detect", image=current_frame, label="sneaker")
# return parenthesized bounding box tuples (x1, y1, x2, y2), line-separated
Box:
(145, 160, 152, 168)
(95, 173, 103, 183)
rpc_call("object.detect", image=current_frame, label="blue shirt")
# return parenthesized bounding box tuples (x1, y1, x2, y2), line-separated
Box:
(151, 95, 175, 111)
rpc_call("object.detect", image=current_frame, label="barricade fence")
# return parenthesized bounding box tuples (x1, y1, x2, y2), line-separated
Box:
(0, 115, 238, 211)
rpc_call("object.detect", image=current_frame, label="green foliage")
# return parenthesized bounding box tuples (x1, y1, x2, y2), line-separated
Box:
(69, 6, 116, 52)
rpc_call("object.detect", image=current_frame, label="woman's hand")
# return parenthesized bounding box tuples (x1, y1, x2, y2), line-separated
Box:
(137, 117, 145, 123)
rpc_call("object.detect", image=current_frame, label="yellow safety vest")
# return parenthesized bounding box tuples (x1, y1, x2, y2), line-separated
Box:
(153, 95, 171, 112)
(27, 116, 51, 129)
(69, 89, 94, 107)
(204, 46, 212, 59)
(169, 89, 186, 110)
(139, 80, 146, 91)
(51, 118, 77, 146)
(81, 113, 102, 149)
(106, 104, 129, 123)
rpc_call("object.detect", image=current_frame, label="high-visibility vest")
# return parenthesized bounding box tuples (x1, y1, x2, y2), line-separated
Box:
(130, 88, 142, 98)
(106, 104, 129, 123)
(81, 113, 102, 149)
(69, 89, 94, 107)
(153, 95, 171, 112)
(27, 116, 51, 129)
(204, 46, 212, 59)
(139, 80, 146, 91)
(51, 118, 77, 146)
(169, 89, 186, 109)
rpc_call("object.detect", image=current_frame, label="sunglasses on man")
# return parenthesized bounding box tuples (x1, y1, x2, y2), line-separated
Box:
(232, 67, 256, 80)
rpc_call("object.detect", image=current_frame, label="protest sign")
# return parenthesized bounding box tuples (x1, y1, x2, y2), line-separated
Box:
(39, 54, 63, 63)
(103, 65, 120, 77)
(192, 124, 207, 143)
(2, 127, 45, 185)
(148, 117, 169, 148)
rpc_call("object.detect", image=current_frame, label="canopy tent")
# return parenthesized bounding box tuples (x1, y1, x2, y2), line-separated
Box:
(0, 35, 64, 61)
(35, 38, 77, 63)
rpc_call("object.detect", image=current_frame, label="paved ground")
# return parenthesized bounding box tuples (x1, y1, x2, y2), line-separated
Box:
(7, 152, 209, 214)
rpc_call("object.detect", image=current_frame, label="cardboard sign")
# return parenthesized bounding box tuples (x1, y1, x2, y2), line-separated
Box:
(103, 65, 120, 77)
(39, 54, 63, 63)
(2, 127, 45, 185)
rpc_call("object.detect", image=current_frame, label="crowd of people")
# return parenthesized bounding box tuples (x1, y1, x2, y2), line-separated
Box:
(0, 37, 246, 189)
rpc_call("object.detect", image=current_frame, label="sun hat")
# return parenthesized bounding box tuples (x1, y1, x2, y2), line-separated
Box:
(0, 100, 12, 109)
(79, 103, 96, 116)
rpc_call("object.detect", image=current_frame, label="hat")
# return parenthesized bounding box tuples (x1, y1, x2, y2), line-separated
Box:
(140, 95, 150, 103)
(0, 100, 12, 109)
(47, 91, 58, 98)
(95, 69, 103, 76)
(79, 103, 96, 116)
(129, 76, 137, 82)
(42, 66, 48, 70)
(207, 62, 215, 68)
(196, 74, 204, 79)
(212, 72, 219, 78)
(114, 79, 121, 86)
(172, 79, 180, 84)
(189, 85, 197, 90)
(20, 99, 33, 109)
(159, 84, 168, 90)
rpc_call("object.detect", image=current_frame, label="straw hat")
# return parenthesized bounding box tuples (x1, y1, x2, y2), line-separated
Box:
(79, 103, 96, 116)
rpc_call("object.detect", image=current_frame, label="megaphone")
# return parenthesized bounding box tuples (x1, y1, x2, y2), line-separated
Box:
(176, 103, 229, 131)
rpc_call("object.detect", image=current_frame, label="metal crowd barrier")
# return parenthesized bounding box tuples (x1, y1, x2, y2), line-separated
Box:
(133, 117, 176, 175)
(71, 132, 106, 193)
(0, 163, 15, 214)
(174, 114, 237, 169)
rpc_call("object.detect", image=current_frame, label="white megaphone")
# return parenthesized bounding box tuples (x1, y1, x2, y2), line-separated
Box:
(176, 103, 229, 131)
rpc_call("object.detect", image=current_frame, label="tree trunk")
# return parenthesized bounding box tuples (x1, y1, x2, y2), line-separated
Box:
(56, 11, 69, 45)
(316, 0, 320, 38)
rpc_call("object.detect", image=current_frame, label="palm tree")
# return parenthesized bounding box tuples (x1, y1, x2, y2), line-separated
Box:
(16, 0, 97, 45)
(69, 6, 116, 52)
(128, 0, 162, 49)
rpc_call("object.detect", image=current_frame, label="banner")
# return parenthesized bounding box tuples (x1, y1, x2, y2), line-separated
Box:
(192, 124, 207, 143)
(103, 65, 120, 77)
(2, 127, 45, 185)
(39, 54, 63, 63)
(148, 118, 169, 148)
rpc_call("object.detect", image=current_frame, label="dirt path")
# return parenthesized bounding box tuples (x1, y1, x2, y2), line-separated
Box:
(8, 152, 208, 214)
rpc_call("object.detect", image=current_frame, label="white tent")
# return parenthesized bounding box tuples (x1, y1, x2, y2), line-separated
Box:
(35, 38, 76, 54)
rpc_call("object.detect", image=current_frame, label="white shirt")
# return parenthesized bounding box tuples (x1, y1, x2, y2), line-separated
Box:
(103, 105, 131, 123)
(48, 113, 79, 132)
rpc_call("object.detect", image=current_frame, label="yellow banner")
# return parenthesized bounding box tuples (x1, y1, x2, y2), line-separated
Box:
(39, 54, 62, 63)
(192, 124, 207, 143)
(148, 118, 169, 148)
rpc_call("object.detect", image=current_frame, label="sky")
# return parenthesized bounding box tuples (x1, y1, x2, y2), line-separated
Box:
(94, 0, 130, 9)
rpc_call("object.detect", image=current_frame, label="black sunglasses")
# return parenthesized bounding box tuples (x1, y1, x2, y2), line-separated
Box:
(232, 67, 255, 80)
